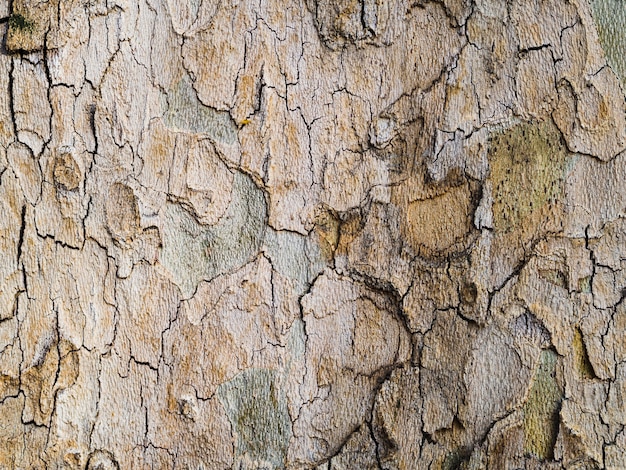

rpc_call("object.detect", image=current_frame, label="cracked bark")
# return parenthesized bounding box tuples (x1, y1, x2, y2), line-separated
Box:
(1, 0, 626, 469)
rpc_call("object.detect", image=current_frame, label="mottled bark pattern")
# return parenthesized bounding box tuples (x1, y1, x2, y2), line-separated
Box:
(1, 0, 625, 468)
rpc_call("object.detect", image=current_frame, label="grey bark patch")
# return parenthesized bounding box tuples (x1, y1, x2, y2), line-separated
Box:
(163, 74, 237, 144)
(263, 229, 326, 296)
(160, 171, 267, 297)
(217, 369, 291, 469)
(511, 311, 552, 349)
(189, 0, 201, 18)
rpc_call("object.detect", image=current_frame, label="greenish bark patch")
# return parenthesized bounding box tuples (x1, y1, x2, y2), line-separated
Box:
(189, 0, 201, 17)
(263, 229, 326, 296)
(160, 169, 327, 298)
(442, 449, 471, 470)
(488, 121, 569, 234)
(572, 327, 597, 380)
(217, 369, 292, 469)
(591, 0, 626, 88)
(8, 13, 35, 32)
(160, 171, 267, 297)
(578, 276, 592, 293)
(538, 269, 568, 290)
(523, 349, 563, 460)
(163, 74, 237, 144)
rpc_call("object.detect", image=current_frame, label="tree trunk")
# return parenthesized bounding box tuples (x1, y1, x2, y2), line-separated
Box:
(1, 0, 625, 468)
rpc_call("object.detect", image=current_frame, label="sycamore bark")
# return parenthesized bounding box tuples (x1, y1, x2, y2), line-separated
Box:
(1, 0, 626, 468)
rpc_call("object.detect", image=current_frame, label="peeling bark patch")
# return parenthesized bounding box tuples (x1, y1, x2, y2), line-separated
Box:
(86, 449, 120, 470)
(53, 149, 82, 192)
(523, 349, 562, 460)
(217, 369, 291, 469)
(591, 0, 626, 87)
(313, 206, 340, 262)
(296, 271, 411, 463)
(160, 171, 266, 297)
(0, 170, 25, 321)
(488, 121, 569, 234)
(163, 74, 237, 144)
(404, 181, 475, 257)
(306, 0, 399, 48)
(105, 183, 141, 244)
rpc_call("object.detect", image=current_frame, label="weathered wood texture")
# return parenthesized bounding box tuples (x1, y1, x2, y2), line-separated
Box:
(1, 0, 625, 468)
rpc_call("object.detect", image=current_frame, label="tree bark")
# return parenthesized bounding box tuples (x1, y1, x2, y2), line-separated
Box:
(1, 0, 625, 468)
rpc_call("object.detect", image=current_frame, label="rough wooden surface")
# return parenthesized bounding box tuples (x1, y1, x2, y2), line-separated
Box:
(1, 0, 626, 468)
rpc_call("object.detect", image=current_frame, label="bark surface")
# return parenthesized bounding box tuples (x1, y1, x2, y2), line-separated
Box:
(1, 0, 625, 468)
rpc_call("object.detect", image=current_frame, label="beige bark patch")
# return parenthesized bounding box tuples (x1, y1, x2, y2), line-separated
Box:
(405, 183, 474, 255)
(105, 183, 141, 244)
(53, 149, 82, 192)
